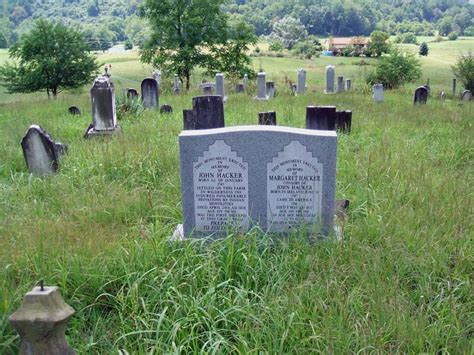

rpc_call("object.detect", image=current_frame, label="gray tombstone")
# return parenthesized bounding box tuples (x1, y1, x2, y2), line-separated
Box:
(439, 91, 446, 101)
(414, 86, 428, 105)
(175, 126, 337, 239)
(373, 84, 384, 102)
(21, 125, 67, 176)
(345, 79, 351, 91)
(461, 90, 472, 101)
(258, 111, 277, 125)
(152, 70, 161, 85)
(243, 74, 249, 91)
(160, 104, 173, 114)
(141, 78, 159, 109)
(127, 88, 138, 100)
(173, 74, 181, 94)
(296, 69, 306, 94)
(68, 106, 81, 115)
(215, 73, 227, 102)
(255, 72, 269, 101)
(335, 110, 352, 134)
(306, 106, 337, 131)
(235, 84, 245, 93)
(192, 95, 225, 129)
(452, 78, 457, 97)
(266, 81, 275, 98)
(337, 76, 344, 93)
(201, 83, 214, 95)
(86, 76, 119, 137)
(324, 65, 335, 94)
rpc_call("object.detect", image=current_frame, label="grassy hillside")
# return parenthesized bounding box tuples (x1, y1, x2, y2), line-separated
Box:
(0, 38, 472, 353)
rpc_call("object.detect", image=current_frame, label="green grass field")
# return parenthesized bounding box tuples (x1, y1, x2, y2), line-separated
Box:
(0, 38, 473, 353)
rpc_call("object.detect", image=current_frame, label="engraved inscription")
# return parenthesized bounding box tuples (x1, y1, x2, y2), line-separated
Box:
(193, 140, 249, 233)
(267, 141, 323, 232)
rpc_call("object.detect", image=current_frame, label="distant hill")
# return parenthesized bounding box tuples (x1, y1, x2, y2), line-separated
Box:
(1, 0, 473, 48)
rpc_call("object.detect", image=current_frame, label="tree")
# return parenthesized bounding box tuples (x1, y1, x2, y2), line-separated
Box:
(367, 31, 390, 57)
(452, 51, 474, 91)
(419, 42, 429, 56)
(448, 31, 458, 41)
(0, 32, 8, 48)
(270, 16, 307, 50)
(366, 48, 422, 89)
(0, 20, 99, 98)
(140, 0, 255, 90)
(438, 16, 454, 36)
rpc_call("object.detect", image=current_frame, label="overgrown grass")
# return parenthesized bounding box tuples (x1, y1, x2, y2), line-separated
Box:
(0, 42, 473, 353)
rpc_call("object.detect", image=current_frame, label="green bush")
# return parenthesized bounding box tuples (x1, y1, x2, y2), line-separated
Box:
(452, 51, 474, 91)
(124, 39, 133, 50)
(464, 26, 474, 37)
(366, 48, 422, 89)
(401, 32, 417, 44)
(448, 32, 458, 40)
(419, 42, 429, 56)
(291, 41, 319, 59)
(268, 41, 284, 52)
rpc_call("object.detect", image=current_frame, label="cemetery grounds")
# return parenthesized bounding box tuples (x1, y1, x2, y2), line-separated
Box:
(0, 38, 473, 353)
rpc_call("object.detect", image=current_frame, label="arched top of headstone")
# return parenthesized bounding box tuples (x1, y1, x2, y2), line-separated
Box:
(92, 76, 113, 90)
(68, 106, 81, 115)
(414, 86, 429, 104)
(461, 89, 472, 101)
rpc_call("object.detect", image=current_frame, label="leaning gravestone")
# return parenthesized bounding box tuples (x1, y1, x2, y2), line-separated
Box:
(296, 69, 306, 94)
(215, 73, 227, 102)
(21, 125, 67, 176)
(414, 86, 428, 105)
(266, 81, 275, 98)
(373, 84, 384, 102)
(141, 78, 159, 109)
(461, 90, 472, 102)
(255, 72, 269, 101)
(324, 65, 335, 94)
(85, 76, 119, 137)
(176, 126, 337, 238)
(68, 106, 81, 116)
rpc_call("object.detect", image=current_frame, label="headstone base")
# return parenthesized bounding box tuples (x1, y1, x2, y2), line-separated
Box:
(323, 90, 336, 95)
(85, 125, 121, 138)
(254, 96, 269, 101)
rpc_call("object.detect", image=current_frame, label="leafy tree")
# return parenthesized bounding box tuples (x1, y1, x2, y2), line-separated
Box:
(270, 16, 307, 50)
(366, 48, 422, 89)
(0, 20, 99, 98)
(464, 26, 474, 37)
(448, 31, 458, 40)
(367, 31, 390, 57)
(419, 42, 429, 56)
(124, 39, 133, 50)
(438, 16, 454, 36)
(452, 51, 474, 91)
(140, 0, 255, 90)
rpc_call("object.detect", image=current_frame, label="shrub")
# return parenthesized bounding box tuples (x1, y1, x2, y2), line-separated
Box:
(268, 41, 284, 52)
(433, 35, 444, 43)
(124, 39, 133, 50)
(291, 41, 319, 59)
(448, 32, 458, 41)
(464, 26, 474, 37)
(452, 51, 474, 91)
(401, 32, 417, 44)
(419, 42, 429, 56)
(366, 48, 422, 89)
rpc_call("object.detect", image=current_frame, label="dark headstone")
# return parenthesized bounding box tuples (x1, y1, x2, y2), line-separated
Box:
(414, 86, 428, 105)
(141, 78, 159, 109)
(258, 111, 277, 126)
(461, 90, 472, 101)
(235, 84, 245, 93)
(291, 84, 297, 95)
(183, 109, 194, 130)
(160, 104, 173, 114)
(21, 125, 67, 176)
(68, 106, 81, 116)
(86, 76, 119, 137)
(306, 106, 337, 131)
(192, 95, 225, 130)
(452, 78, 457, 97)
(335, 110, 352, 133)
(127, 88, 138, 100)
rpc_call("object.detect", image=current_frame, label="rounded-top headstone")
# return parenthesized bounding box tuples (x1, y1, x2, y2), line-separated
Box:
(192, 95, 225, 130)
(160, 104, 173, 114)
(68, 106, 81, 115)
(414, 86, 428, 105)
(141, 78, 159, 109)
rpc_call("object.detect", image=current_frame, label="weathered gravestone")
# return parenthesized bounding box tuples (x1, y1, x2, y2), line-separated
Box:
(324, 65, 335, 94)
(127, 88, 138, 100)
(183, 96, 225, 130)
(452, 78, 457, 97)
(173, 74, 181, 93)
(68, 106, 81, 116)
(141, 78, 159, 109)
(160, 104, 173, 114)
(215, 73, 227, 102)
(345, 79, 351, 91)
(258, 111, 277, 125)
(306, 106, 337, 131)
(176, 126, 337, 238)
(337, 76, 344, 93)
(235, 84, 245, 93)
(201, 83, 214, 95)
(373, 84, 384, 102)
(152, 70, 161, 85)
(21, 125, 67, 176)
(335, 110, 352, 134)
(255, 72, 269, 101)
(183, 109, 194, 130)
(414, 86, 428, 105)
(266, 81, 275, 98)
(439, 91, 446, 101)
(296, 69, 306, 94)
(243, 74, 249, 91)
(85, 76, 119, 137)
(461, 90, 472, 101)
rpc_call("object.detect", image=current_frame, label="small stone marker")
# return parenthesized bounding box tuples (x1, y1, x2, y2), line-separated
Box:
(141, 78, 159, 109)
(306, 106, 337, 131)
(452, 78, 457, 97)
(439, 91, 446, 101)
(324, 65, 335, 94)
(160, 104, 173, 114)
(266, 81, 275, 98)
(414, 86, 428, 105)
(373, 84, 384, 102)
(176, 126, 337, 238)
(235, 84, 245, 93)
(215, 73, 227, 102)
(345, 79, 351, 91)
(255, 72, 269, 101)
(68, 106, 81, 115)
(192, 95, 225, 129)
(183, 109, 194, 130)
(243, 74, 249, 91)
(85, 76, 119, 137)
(127, 88, 138, 100)
(201, 83, 214, 95)
(173, 74, 181, 93)
(9, 285, 75, 354)
(461, 90, 472, 101)
(337, 76, 344, 93)
(291, 84, 297, 96)
(296, 69, 306, 94)
(21, 125, 67, 176)
(335, 110, 352, 134)
(258, 111, 277, 125)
